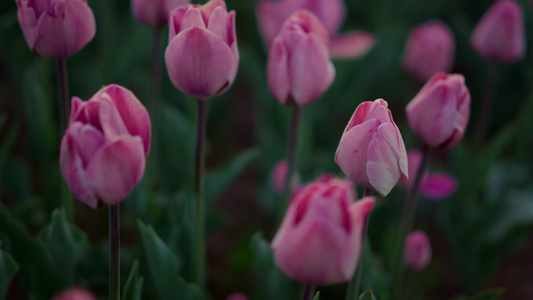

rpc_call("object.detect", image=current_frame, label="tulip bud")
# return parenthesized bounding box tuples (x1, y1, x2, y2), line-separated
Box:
(272, 175, 375, 285)
(404, 149, 457, 200)
(471, 0, 525, 63)
(404, 231, 432, 270)
(267, 10, 335, 106)
(402, 20, 455, 82)
(227, 293, 248, 300)
(51, 287, 97, 300)
(60, 85, 151, 209)
(406, 72, 470, 149)
(271, 160, 300, 194)
(15, 0, 96, 59)
(132, 0, 190, 28)
(335, 99, 408, 196)
(165, 0, 239, 100)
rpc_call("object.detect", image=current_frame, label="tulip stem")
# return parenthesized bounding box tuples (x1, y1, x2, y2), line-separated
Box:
(277, 105, 301, 223)
(193, 100, 207, 290)
(57, 58, 73, 221)
(346, 188, 373, 300)
(109, 204, 120, 300)
(392, 145, 431, 298)
(302, 285, 315, 300)
(475, 62, 498, 148)
(150, 28, 162, 116)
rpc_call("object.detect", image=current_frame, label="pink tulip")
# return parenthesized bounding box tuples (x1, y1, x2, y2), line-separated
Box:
(272, 175, 375, 285)
(165, 0, 239, 100)
(51, 287, 97, 300)
(132, 0, 190, 28)
(406, 72, 470, 149)
(227, 293, 248, 300)
(271, 160, 300, 194)
(471, 0, 525, 63)
(404, 231, 432, 270)
(60, 84, 151, 209)
(402, 20, 455, 82)
(335, 99, 408, 196)
(404, 149, 457, 200)
(15, 0, 96, 59)
(257, 0, 375, 59)
(267, 10, 335, 106)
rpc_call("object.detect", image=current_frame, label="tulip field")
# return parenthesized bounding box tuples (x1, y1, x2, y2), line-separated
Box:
(1, 0, 533, 299)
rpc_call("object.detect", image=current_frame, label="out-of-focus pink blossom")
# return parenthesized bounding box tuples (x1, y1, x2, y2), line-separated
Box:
(271, 160, 300, 194)
(132, 0, 190, 28)
(404, 231, 432, 270)
(227, 293, 248, 300)
(51, 287, 97, 300)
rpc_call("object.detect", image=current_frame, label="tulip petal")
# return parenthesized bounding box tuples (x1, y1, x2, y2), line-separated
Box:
(344, 197, 375, 278)
(68, 122, 106, 167)
(367, 123, 404, 196)
(330, 31, 376, 60)
(420, 172, 457, 200)
(86, 136, 146, 205)
(166, 27, 236, 99)
(60, 126, 99, 209)
(16, 1, 39, 51)
(267, 36, 291, 104)
(180, 8, 206, 31)
(94, 85, 151, 156)
(34, 0, 95, 58)
(289, 34, 335, 105)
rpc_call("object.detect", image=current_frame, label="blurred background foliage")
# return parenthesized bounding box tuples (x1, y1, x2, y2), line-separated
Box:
(1, 0, 533, 299)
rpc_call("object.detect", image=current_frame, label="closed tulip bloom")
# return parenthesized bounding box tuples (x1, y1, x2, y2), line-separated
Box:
(132, 0, 190, 28)
(404, 231, 432, 270)
(272, 176, 375, 285)
(257, 0, 375, 59)
(271, 160, 300, 194)
(335, 99, 408, 196)
(165, 0, 238, 100)
(402, 20, 455, 82)
(404, 149, 457, 200)
(60, 85, 151, 209)
(51, 287, 97, 300)
(471, 0, 525, 63)
(267, 10, 335, 106)
(406, 72, 470, 149)
(15, 0, 96, 59)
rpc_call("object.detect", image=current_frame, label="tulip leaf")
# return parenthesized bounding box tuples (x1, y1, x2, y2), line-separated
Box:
(251, 233, 296, 300)
(452, 288, 504, 300)
(39, 209, 90, 288)
(312, 291, 320, 300)
(138, 221, 204, 300)
(359, 288, 377, 300)
(0, 249, 18, 299)
(205, 148, 260, 203)
(123, 260, 143, 300)
(0, 121, 19, 176)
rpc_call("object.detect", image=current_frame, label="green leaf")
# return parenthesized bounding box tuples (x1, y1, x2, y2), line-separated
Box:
(205, 148, 260, 202)
(0, 122, 19, 174)
(138, 221, 204, 300)
(0, 249, 18, 299)
(123, 260, 143, 300)
(359, 288, 377, 300)
(39, 209, 89, 288)
(452, 288, 504, 300)
(312, 291, 320, 300)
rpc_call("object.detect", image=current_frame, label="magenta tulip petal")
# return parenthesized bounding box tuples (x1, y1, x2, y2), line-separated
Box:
(404, 231, 432, 270)
(86, 137, 146, 205)
(267, 37, 291, 104)
(166, 27, 236, 99)
(98, 99, 129, 139)
(132, 0, 190, 28)
(330, 31, 376, 59)
(16, 1, 39, 50)
(345, 197, 375, 276)
(180, 8, 206, 31)
(207, 7, 231, 44)
(420, 173, 457, 200)
(68, 123, 106, 167)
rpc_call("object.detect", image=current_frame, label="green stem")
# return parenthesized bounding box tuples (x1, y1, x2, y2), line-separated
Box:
(57, 58, 73, 221)
(150, 28, 162, 116)
(346, 187, 374, 300)
(109, 204, 120, 300)
(277, 105, 301, 223)
(474, 62, 498, 148)
(192, 100, 207, 289)
(302, 285, 315, 300)
(392, 145, 431, 299)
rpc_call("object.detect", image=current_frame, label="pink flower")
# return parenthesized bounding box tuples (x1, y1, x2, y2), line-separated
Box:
(335, 99, 408, 196)
(60, 85, 151, 209)
(404, 149, 457, 200)
(272, 176, 375, 285)
(406, 72, 470, 149)
(404, 231, 432, 270)
(471, 0, 525, 63)
(257, 0, 375, 59)
(15, 0, 96, 59)
(227, 293, 248, 300)
(271, 160, 300, 194)
(267, 10, 335, 106)
(165, 0, 239, 100)
(51, 287, 97, 300)
(132, 0, 190, 28)
(402, 20, 455, 82)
